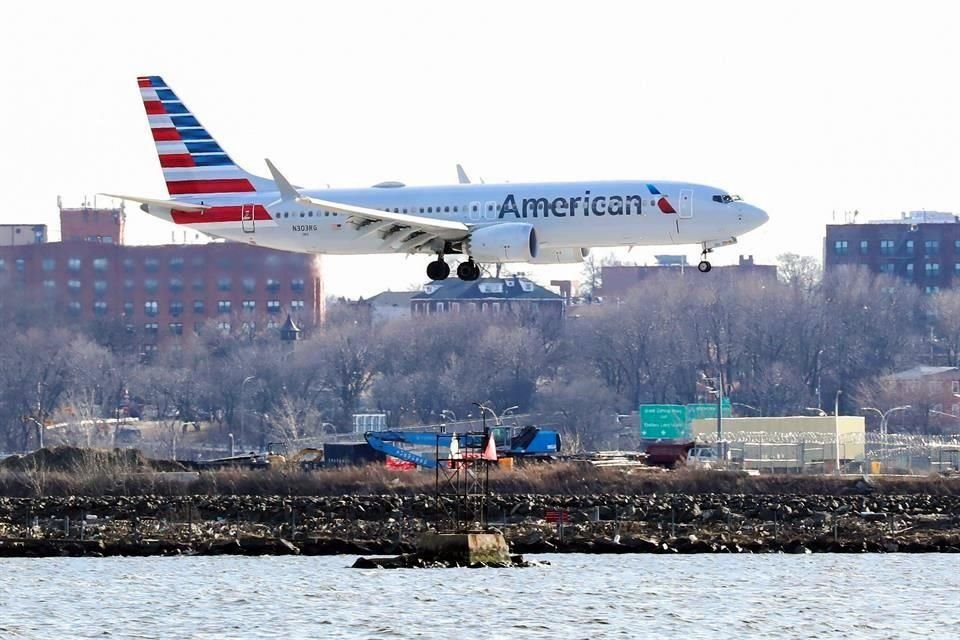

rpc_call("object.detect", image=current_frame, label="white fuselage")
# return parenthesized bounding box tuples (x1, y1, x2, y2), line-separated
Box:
(164, 179, 768, 258)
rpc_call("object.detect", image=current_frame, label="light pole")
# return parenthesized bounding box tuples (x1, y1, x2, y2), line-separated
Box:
(239, 375, 256, 448)
(440, 409, 457, 423)
(861, 405, 911, 460)
(501, 405, 519, 426)
(228, 433, 235, 457)
(834, 390, 843, 475)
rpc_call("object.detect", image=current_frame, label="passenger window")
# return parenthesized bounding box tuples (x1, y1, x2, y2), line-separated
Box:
(428, 207, 433, 213)
(444, 206, 449, 213)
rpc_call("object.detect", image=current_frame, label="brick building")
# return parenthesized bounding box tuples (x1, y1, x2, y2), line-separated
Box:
(600, 254, 777, 301)
(824, 211, 960, 293)
(410, 276, 564, 320)
(58, 200, 125, 244)
(0, 204, 323, 354)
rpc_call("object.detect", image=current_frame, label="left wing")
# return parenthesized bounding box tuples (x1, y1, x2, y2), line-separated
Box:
(264, 159, 470, 251)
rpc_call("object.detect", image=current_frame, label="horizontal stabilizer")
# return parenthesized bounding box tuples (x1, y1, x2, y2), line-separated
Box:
(99, 193, 210, 212)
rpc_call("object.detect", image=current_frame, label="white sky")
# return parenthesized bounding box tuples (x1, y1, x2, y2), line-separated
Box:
(2, 1, 958, 298)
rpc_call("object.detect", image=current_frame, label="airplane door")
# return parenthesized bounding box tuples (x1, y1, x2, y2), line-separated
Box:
(678, 189, 694, 219)
(241, 204, 255, 233)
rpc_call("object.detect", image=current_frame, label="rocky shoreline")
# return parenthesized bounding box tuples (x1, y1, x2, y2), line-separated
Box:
(1, 490, 959, 557)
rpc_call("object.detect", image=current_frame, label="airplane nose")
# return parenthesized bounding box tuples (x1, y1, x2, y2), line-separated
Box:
(740, 204, 768, 229)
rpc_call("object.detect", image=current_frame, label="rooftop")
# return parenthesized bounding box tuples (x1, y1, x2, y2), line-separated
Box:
(413, 277, 562, 301)
(889, 366, 959, 380)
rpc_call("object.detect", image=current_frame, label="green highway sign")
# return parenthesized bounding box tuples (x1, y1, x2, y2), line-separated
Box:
(685, 400, 732, 422)
(640, 404, 688, 440)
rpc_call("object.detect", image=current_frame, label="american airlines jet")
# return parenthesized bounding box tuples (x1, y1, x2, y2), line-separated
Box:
(107, 76, 769, 281)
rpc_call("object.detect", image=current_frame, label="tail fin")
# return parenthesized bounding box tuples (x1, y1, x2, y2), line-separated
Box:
(136, 76, 274, 198)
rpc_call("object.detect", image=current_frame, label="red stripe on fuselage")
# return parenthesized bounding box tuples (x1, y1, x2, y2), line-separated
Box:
(143, 100, 166, 115)
(166, 179, 256, 195)
(170, 205, 272, 224)
(138, 78, 152, 88)
(159, 154, 196, 168)
(151, 128, 181, 141)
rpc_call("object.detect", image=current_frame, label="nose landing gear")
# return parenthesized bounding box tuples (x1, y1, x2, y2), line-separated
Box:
(698, 246, 713, 273)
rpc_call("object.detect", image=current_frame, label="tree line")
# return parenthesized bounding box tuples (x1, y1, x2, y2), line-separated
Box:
(1, 254, 958, 454)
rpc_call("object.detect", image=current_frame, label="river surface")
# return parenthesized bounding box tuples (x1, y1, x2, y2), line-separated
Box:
(0, 554, 957, 639)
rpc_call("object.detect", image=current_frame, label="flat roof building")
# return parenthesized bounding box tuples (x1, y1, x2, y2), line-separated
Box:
(824, 211, 960, 292)
(600, 255, 777, 301)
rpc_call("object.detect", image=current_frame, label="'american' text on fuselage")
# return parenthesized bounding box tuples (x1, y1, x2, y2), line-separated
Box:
(498, 191, 646, 219)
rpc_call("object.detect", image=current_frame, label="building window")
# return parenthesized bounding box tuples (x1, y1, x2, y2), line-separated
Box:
(436, 302, 445, 312)
(170, 301, 184, 316)
(169, 278, 184, 292)
(0, 258, 5, 271)
(41, 258, 55, 272)
(217, 321, 231, 333)
(144, 300, 158, 316)
(123, 258, 135, 273)
(242, 300, 256, 312)
(879, 263, 895, 274)
(193, 300, 205, 314)
(880, 240, 895, 256)
(925, 240, 939, 256)
(925, 263, 940, 278)
(94, 280, 108, 294)
(144, 258, 159, 272)
(291, 300, 304, 311)
(242, 277, 256, 293)
(859, 240, 869, 255)
(191, 256, 205, 268)
(93, 301, 108, 316)
(192, 278, 204, 292)
(169, 256, 184, 271)
(266, 300, 281, 314)
(142, 343, 158, 356)
(952, 380, 960, 395)
(925, 285, 940, 294)
(93, 257, 108, 271)
(291, 278, 305, 292)
(169, 322, 183, 336)
(144, 322, 159, 336)
(12, 258, 24, 273)
(144, 278, 159, 293)
(123, 302, 134, 316)
(124, 278, 134, 290)
(833, 240, 848, 256)
(68, 258, 82, 272)
(905, 263, 914, 277)
(43, 279, 55, 290)
(217, 277, 232, 291)
(905, 240, 914, 255)
(266, 278, 280, 292)
(217, 300, 232, 313)
(67, 301, 81, 315)
(67, 279, 81, 291)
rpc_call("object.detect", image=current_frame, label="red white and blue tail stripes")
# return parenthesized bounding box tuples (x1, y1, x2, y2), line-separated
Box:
(138, 75, 264, 198)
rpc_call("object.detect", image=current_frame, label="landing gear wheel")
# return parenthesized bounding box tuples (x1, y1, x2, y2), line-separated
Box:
(456, 260, 481, 281)
(698, 260, 712, 273)
(426, 259, 450, 281)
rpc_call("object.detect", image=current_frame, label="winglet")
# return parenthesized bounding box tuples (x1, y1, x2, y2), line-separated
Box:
(264, 158, 302, 201)
(456, 163, 471, 185)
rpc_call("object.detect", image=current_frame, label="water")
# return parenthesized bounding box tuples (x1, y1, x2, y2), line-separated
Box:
(0, 554, 957, 639)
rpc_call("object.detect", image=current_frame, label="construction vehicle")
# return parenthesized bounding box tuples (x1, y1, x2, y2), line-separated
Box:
(200, 442, 324, 471)
(364, 426, 561, 470)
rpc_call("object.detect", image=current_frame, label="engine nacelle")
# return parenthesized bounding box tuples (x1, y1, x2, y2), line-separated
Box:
(528, 247, 591, 264)
(465, 223, 538, 263)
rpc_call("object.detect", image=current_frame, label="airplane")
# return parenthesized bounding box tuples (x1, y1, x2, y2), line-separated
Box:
(106, 76, 769, 281)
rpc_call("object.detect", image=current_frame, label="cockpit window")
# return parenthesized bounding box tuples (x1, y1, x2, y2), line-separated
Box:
(712, 194, 742, 204)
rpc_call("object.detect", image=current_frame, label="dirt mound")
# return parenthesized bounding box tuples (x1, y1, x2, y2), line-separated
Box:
(0, 447, 185, 473)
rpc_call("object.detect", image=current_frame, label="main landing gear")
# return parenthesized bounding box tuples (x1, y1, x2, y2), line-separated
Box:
(426, 256, 482, 282)
(456, 259, 481, 282)
(426, 256, 450, 281)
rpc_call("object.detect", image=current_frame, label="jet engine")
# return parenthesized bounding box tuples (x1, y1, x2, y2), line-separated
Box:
(465, 223, 538, 262)
(528, 247, 591, 264)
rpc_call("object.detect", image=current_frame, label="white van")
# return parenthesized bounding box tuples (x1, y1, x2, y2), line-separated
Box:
(686, 446, 720, 469)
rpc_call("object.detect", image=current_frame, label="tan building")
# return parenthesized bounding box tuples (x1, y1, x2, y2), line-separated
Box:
(691, 416, 866, 473)
(0, 224, 47, 246)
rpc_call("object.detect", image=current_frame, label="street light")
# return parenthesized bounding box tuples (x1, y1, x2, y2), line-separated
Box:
(500, 405, 519, 426)
(239, 375, 256, 448)
(861, 405, 911, 459)
(834, 390, 843, 475)
(440, 409, 457, 423)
